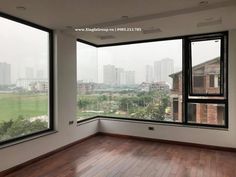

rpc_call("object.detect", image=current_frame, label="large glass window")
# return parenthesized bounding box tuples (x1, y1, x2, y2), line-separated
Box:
(77, 40, 183, 122)
(77, 32, 228, 128)
(0, 15, 53, 144)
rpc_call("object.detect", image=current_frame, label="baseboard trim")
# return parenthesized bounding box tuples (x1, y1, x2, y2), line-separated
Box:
(98, 132, 236, 152)
(0, 133, 98, 177)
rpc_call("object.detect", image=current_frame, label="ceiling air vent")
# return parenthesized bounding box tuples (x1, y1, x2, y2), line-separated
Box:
(97, 35, 115, 40)
(197, 18, 222, 28)
(142, 28, 162, 34)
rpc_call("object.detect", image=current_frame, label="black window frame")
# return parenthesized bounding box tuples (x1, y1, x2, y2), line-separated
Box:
(184, 32, 228, 128)
(187, 33, 226, 97)
(0, 12, 54, 146)
(77, 31, 228, 129)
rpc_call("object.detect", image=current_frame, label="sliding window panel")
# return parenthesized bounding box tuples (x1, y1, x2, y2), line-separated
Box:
(189, 38, 224, 96)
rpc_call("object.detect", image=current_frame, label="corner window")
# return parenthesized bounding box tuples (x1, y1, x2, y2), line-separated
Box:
(77, 31, 228, 128)
(0, 14, 53, 145)
(77, 40, 183, 122)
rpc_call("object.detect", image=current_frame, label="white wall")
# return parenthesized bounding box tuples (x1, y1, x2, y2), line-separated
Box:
(0, 31, 98, 172)
(99, 29, 236, 148)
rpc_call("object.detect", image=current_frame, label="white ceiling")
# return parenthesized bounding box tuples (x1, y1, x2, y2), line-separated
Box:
(0, 0, 236, 45)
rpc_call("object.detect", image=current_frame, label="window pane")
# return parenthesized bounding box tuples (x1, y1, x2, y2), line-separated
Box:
(77, 42, 98, 120)
(77, 40, 183, 122)
(190, 39, 221, 95)
(187, 103, 225, 125)
(0, 17, 50, 142)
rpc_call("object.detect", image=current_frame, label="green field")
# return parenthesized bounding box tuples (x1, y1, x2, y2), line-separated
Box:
(0, 90, 170, 123)
(0, 93, 48, 122)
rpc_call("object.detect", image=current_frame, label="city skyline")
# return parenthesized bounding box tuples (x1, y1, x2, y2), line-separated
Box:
(0, 17, 221, 86)
(0, 62, 49, 92)
(78, 58, 176, 86)
(0, 62, 48, 86)
(77, 40, 183, 84)
(77, 39, 220, 85)
(103, 65, 135, 85)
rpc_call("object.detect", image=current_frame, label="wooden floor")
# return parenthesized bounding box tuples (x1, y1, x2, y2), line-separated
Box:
(5, 134, 236, 177)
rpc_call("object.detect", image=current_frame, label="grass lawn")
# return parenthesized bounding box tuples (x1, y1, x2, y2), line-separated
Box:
(0, 93, 48, 123)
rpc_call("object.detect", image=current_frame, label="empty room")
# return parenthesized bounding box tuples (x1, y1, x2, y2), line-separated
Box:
(0, 0, 236, 177)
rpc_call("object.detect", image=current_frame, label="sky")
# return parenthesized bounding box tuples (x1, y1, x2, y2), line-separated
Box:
(77, 38, 220, 84)
(77, 40, 183, 84)
(0, 17, 49, 83)
(0, 15, 220, 85)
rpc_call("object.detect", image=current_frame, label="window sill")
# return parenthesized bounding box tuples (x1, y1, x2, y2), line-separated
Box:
(0, 130, 58, 149)
(77, 116, 100, 126)
(77, 116, 228, 131)
(100, 118, 228, 131)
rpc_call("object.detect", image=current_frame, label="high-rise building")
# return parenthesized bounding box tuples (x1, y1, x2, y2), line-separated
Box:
(125, 71, 135, 85)
(145, 65, 153, 83)
(103, 65, 135, 85)
(154, 60, 161, 82)
(0, 62, 11, 86)
(120, 70, 126, 85)
(154, 58, 174, 85)
(103, 65, 116, 85)
(115, 68, 125, 85)
(25, 67, 34, 79)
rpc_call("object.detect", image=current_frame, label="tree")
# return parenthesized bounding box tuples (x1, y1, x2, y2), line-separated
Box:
(119, 97, 137, 113)
(0, 115, 48, 141)
(97, 95, 108, 102)
(0, 119, 14, 137)
(77, 98, 90, 110)
(131, 92, 170, 121)
(132, 108, 148, 119)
